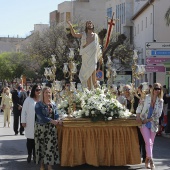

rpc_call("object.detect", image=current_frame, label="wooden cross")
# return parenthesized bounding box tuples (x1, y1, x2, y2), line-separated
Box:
(104, 12, 117, 50)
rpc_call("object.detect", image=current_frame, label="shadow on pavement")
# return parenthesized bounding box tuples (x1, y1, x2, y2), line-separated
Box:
(0, 161, 143, 170)
(54, 164, 143, 170)
(0, 158, 39, 170)
(0, 139, 26, 156)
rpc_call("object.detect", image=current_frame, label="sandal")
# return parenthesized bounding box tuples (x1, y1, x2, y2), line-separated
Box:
(150, 158, 155, 169)
(40, 162, 45, 170)
(145, 157, 150, 169)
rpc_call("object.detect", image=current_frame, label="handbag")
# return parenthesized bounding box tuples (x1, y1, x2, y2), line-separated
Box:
(1, 104, 6, 110)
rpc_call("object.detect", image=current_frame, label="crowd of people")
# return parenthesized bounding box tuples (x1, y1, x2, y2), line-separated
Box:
(115, 82, 168, 169)
(0, 83, 62, 170)
(0, 82, 167, 170)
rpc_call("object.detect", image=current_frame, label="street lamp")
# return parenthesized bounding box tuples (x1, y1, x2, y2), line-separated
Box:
(130, 50, 146, 113)
(106, 56, 117, 88)
(62, 48, 78, 116)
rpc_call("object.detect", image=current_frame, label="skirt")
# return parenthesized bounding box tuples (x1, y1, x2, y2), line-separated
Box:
(34, 123, 60, 165)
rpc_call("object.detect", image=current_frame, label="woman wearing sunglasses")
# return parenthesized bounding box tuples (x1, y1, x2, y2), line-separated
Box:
(21, 85, 41, 163)
(136, 83, 163, 169)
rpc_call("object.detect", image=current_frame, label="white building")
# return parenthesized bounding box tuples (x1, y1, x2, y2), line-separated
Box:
(33, 24, 49, 33)
(55, 0, 106, 30)
(132, 0, 170, 86)
(105, 0, 134, 43)
(105, 0, 170, 86)
(0, 37, 24, 53)
(134, 0, 148, 13)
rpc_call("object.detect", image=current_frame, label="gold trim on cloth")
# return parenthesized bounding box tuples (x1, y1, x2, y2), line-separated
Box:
(62, 117, 141, 127)
(57, 118, 141, 167)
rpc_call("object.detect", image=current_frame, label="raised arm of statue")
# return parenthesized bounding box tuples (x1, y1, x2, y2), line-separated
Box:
(67, 21, 82, 38)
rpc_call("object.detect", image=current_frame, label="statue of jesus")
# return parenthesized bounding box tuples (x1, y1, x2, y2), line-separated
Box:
(67, 20, 102, 90)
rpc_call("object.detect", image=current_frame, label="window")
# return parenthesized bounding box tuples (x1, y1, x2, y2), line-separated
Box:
(146, 17, 147, 28)
(107, 7, 112, 18)
(121, 4, 124, 24)
(137, 24, 139, 34)
(119, 4, 121, 25)
(130, 26, 133, 44)
(66, 12, 71, 21)
(141, 20, 143, 31)
(116, 5, 118, 32)
(141, 59, 144, 64)
(150, 13, 152, 25)
(123, 3, 125, 24)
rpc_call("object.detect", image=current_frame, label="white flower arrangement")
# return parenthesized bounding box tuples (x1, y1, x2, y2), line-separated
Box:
(57, 99, 69, 118)
(57, 87, 132, 121)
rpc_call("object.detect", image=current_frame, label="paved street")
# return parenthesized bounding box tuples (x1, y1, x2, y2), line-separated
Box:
(0, 112, 170, 170)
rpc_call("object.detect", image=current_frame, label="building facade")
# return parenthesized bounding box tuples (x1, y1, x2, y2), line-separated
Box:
(0, 24, 49, 53)
(0, 37, 24, 53)
(132, 0, 170, 86)
(50, 10, 60, 26)
(50, 0, 106, 30)
(105, 0, 134, 43)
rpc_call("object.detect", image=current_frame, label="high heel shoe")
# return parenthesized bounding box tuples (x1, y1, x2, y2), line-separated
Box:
(145, 157, 150, 169)
(150, 158, 155, 169)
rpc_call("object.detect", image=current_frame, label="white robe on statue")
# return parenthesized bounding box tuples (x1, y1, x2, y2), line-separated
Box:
(79, 32, 102, 89)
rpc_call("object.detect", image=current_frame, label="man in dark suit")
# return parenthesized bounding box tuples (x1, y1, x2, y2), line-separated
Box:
(26, 86, 32, 96)
(12, 84, 27, 135)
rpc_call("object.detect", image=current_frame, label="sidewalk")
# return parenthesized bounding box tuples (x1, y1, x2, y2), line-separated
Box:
(161, 131, 170, 138)
(0, 111, 39, 170)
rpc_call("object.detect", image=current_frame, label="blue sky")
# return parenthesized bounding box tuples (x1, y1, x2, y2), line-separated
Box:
(0, 0, 69, 38)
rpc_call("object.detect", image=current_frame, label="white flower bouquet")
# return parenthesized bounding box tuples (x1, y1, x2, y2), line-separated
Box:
(57, 87, 132, 121)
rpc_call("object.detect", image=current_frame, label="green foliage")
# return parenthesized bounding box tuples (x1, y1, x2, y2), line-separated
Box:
(0, 52, 42, 83)
(0, 52, 25, 81)
(112, 43, 134, 68)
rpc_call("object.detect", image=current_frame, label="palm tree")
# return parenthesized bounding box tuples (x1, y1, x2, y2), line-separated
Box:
(165, 6, 170, 26)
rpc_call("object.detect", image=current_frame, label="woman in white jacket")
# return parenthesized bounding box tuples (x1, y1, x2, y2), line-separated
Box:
(21, 85, 41, 163)
(136, 83, 163, 169)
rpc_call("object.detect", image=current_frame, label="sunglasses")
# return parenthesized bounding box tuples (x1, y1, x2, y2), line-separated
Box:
(35, 89, 41, 92)
(154, 87, 161, 91)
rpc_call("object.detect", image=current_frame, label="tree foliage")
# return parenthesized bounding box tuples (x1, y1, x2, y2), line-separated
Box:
(0, 52, 40, 83)
(22, 25, 75, 80)
(0, 53, 14, 81)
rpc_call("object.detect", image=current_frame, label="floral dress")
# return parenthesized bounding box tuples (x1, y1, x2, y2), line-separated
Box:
(34, 101, 60, 165)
